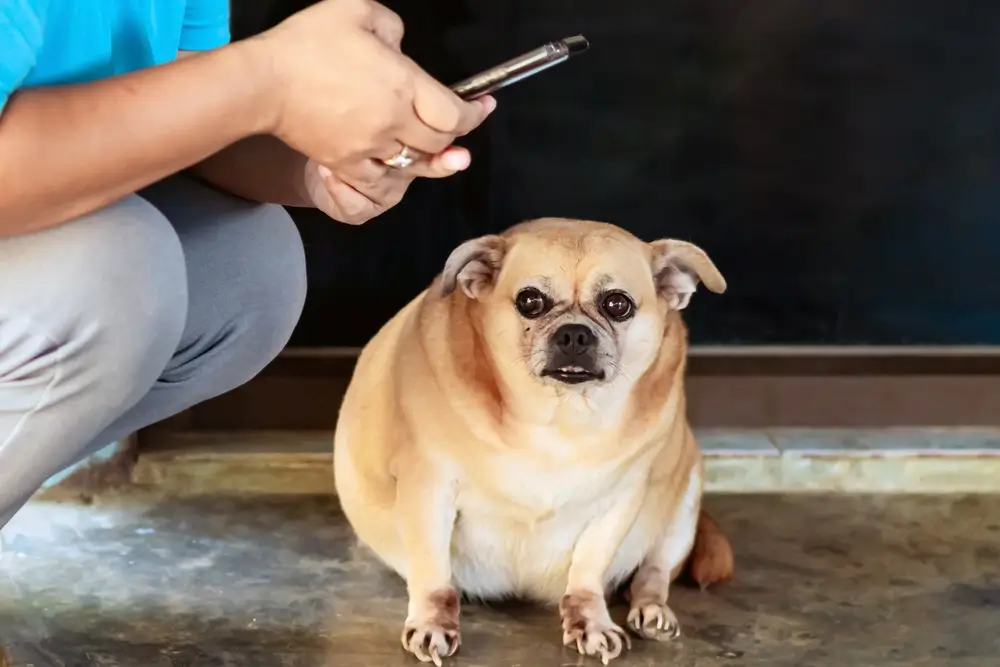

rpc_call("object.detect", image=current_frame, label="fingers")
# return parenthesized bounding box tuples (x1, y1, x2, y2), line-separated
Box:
(313, 164, 380, 225)
(313, 145, 471, 224)
(391, 126, 454, 158)
(407, 58, 496, 136)
(336, 159, 401, 204)
(369, 145, 473, 180)
(402, 146, 471, 179)
(362, 0, 405, 49)
(393, 96, 495, 156)
(341, 143, 474, 195)
(355, 2, 491, 138)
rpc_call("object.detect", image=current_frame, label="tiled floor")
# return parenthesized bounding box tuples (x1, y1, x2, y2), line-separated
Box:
(128, 429, 1000, 497)
(700, 429, 1000, 455)
(2, 491, 1000, 666)
(699, 429, 1000, 493)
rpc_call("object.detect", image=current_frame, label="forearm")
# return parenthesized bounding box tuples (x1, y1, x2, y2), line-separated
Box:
(188, 135, 313, 207)
(0, 42, 273, 238)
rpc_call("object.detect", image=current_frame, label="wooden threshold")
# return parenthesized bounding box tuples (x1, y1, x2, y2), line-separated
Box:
(141, 346, 1000, 435)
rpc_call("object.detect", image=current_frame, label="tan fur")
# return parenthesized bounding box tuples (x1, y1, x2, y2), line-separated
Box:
(334, 218, 732, 664)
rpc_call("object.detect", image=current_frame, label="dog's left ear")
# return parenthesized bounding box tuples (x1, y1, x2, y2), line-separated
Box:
(440, 235, 507, 300)
(649, 239, 727, 310)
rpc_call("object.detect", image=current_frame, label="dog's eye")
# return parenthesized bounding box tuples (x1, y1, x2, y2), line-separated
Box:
(515, 288, 549, 319)
(601, 292, 635, 321)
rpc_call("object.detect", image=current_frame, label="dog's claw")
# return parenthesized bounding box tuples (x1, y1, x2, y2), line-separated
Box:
(560, 591, 632, 663)
(563, 623, 630, 662)
(401, 623, 460, 665)
(626, 603, 681, 641)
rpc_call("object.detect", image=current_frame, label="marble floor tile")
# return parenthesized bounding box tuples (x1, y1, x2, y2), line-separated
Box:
(695, 430, 780, 456)
(768, 429, 870, 454)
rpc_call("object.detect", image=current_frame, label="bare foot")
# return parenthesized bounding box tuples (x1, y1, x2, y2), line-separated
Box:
(401, 588, 461, 665)
(559, 590, 631, 664)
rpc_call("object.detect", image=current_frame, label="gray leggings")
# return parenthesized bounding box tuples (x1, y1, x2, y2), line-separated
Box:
(0, 175, 307, 528)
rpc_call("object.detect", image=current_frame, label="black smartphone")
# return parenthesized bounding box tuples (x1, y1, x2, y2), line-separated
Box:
(449, 35, 590, 100)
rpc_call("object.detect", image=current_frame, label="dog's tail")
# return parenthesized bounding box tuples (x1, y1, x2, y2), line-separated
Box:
(683, 509, 734, 589)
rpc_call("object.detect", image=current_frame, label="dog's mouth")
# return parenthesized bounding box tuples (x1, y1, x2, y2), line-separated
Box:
(540, 365, 606, 385)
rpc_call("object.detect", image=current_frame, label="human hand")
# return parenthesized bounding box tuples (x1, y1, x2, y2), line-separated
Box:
(246, 0, 493, 170)
(301, 97, 495, 225)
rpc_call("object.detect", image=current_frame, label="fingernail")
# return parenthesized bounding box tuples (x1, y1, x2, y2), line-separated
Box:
(482, 95, 498, 115)
(443, 150, 470, 172)
(317, 164, 333, 179)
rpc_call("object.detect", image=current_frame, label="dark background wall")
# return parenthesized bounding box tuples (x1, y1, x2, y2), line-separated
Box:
(233, 0, 1000, 348)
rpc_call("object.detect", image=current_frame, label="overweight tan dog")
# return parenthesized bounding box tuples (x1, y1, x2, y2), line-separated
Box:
(334, 218, 734, 664)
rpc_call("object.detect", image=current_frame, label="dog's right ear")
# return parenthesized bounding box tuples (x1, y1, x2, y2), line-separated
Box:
(440, 235, 507, 300)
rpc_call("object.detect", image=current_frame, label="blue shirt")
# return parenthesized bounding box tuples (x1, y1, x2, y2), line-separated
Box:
(0, 0, 230, 112)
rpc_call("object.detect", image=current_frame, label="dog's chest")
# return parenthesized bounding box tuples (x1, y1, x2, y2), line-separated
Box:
(449, 448, 643, 602)
(467, 449, 617, 516)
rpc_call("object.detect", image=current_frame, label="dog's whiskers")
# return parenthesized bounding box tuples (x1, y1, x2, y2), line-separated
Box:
(608, 360, 632, 383)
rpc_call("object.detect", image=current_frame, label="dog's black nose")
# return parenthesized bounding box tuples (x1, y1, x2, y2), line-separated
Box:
(554, 323, 595, 355)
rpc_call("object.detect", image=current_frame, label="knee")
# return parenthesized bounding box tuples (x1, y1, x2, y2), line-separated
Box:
(75, 201, 190, 407)
(163, 202, 306, 395)
(1, 196, 188, 414)
(236, 204, 307, 362)
(221, 203, 306, 370)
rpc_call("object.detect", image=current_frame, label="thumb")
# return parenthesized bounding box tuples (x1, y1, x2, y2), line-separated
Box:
(404, 146, 472, 179)
(407, 59, 488, 136)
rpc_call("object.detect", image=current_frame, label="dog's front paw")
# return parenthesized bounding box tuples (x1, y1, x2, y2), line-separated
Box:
(626, 599, 680, 641)
(401, 621, 459, 666)
(401, 587, 461, 666)
(560, 591, 631, 664)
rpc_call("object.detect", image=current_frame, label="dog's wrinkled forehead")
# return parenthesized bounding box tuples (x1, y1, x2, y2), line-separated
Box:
(439, 219, 726, 308)
(500, 231, 655, 298)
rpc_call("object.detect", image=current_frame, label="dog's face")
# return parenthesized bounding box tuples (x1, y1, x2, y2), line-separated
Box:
(440, 219, 726, 391)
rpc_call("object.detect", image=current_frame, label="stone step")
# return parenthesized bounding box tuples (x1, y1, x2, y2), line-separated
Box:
(132, 428, 1000, 495)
